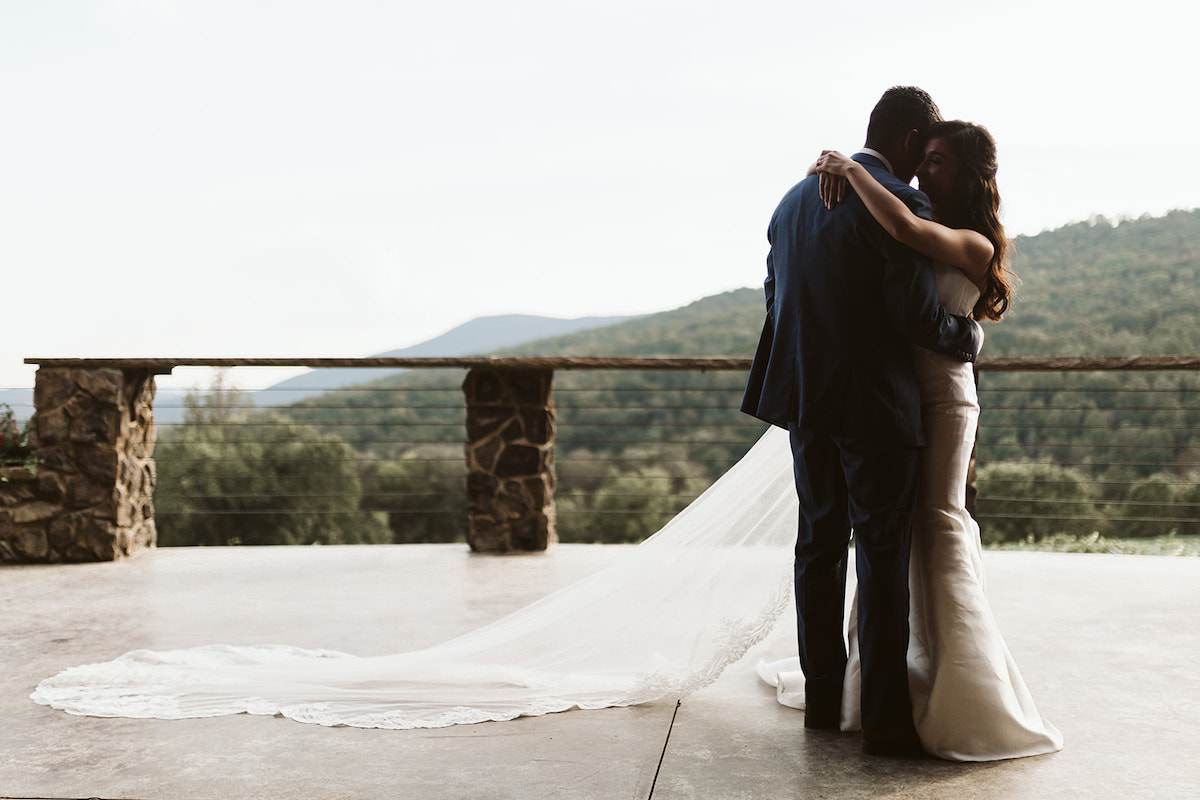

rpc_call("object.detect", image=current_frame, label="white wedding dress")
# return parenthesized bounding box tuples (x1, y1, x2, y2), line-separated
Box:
(760, 265, 1063, 760)
(33, 266, 1061, 760)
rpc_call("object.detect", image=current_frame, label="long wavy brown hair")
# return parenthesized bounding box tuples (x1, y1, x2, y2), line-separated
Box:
(923, 120, 1014, 321)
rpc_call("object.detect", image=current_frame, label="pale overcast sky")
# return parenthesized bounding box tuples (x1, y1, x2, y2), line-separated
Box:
(3, 0, 1198, 390)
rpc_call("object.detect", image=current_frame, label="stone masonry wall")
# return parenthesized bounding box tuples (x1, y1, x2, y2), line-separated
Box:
(462, 367, 556, 552)
(0, 368, 157, 563)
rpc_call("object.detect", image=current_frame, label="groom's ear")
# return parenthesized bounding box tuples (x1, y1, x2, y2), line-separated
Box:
(903, 129, 922, 166)
(899, 129, 923, 179)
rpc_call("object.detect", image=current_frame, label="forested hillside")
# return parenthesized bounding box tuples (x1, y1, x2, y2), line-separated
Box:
(989, 209, 1200, 356)
(154, 209, 1200, 547)
(972, 211, 1200, 545)
(496, 208, 1200, 361)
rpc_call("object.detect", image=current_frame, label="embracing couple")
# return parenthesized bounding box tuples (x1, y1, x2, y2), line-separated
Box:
(743, 86, 1064, 760)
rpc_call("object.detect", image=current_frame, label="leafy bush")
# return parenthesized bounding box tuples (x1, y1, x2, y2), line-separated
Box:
(359, 446, 465, 543)
(0, 403, 34, 469)
(1116, 473, 1180, 538)
(557, 445, 711, 543)
(155, 380, 390, 547)
(1166, 473, 1200, 537)
(975, 461, 1098, 544)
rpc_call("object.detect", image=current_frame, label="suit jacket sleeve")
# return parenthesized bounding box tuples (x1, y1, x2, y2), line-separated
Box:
(763, 224, 776, 316)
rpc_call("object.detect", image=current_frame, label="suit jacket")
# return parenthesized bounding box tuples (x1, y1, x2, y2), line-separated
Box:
(740, 153, 982, 447)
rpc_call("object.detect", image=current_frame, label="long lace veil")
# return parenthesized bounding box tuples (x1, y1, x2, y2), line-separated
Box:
(32, 427, 797, 729)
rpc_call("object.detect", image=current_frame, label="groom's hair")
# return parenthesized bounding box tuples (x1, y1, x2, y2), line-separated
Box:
(865, 86, 943, 148)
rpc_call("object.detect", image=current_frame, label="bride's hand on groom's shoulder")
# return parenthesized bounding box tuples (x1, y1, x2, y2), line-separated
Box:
(814, 150, 853, 210)
(814, 149, 854, 174)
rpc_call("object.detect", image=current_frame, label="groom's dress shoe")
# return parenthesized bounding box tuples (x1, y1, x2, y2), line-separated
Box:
(803, 702, 841, 730)
(861, 726, 927, 758)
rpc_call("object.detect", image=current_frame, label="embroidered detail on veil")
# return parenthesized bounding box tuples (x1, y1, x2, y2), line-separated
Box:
(617, 582, 793, 708)
(32, 427, 798, 730)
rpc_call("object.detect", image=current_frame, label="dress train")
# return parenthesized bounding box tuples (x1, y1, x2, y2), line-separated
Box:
(33, 429, 799, 730)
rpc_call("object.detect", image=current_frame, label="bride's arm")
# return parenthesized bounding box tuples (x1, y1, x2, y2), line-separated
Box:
(814, 150, 992, 288)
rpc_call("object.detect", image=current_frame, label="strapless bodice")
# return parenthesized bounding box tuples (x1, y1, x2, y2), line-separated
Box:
(911, 263, 983, 396)
(935, 263, 980, 317)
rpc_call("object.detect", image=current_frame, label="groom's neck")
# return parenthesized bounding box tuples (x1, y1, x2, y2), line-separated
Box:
(864, 133, 918, 183)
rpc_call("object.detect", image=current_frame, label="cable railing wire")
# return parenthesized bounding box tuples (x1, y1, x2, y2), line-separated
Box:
(21, 360, 1193, 547)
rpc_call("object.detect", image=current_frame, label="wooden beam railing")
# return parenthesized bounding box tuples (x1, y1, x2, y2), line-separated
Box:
(25, 354, 1200, 373)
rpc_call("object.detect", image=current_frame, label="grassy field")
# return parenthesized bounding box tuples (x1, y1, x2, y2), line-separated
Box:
(988, 533, 1200, 557)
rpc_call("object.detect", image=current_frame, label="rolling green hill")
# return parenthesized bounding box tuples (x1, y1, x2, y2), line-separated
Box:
(990, 209, 1200, 357)
(492, 208, 1200, 361)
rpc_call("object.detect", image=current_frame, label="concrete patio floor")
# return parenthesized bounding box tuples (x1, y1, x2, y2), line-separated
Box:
(2, 544, 1198, 799)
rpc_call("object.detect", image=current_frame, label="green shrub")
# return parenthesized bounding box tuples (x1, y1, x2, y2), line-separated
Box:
(0, 403, 34, 469)
(359, 446, 466, 543)
(975, 461, 1097, 544)
(155, 382, 390, 547)
(1115, 473, 1179, 538)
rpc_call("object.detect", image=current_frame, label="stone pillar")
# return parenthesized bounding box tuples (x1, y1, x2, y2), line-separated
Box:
(462, 367, 556, 553)
(0, 368, 157, 563)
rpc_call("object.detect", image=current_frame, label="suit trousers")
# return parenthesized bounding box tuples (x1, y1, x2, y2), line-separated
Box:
(788, 426, 919, 732)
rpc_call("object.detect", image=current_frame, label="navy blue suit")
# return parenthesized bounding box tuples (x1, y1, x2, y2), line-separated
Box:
(741, 153, 981, 732)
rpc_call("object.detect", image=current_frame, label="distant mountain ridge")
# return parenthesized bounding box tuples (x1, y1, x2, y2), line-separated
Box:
(0, 314, 643, 423)
(260, 313, 642, 404)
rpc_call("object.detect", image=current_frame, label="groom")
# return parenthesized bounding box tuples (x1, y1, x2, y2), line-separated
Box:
(741, 86, 982, 756)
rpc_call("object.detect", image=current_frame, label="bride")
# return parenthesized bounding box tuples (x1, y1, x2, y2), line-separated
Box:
(32, 120, 1061, 763)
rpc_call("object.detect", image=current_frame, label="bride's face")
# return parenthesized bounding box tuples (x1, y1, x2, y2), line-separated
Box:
(915, 136, 961, 213)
